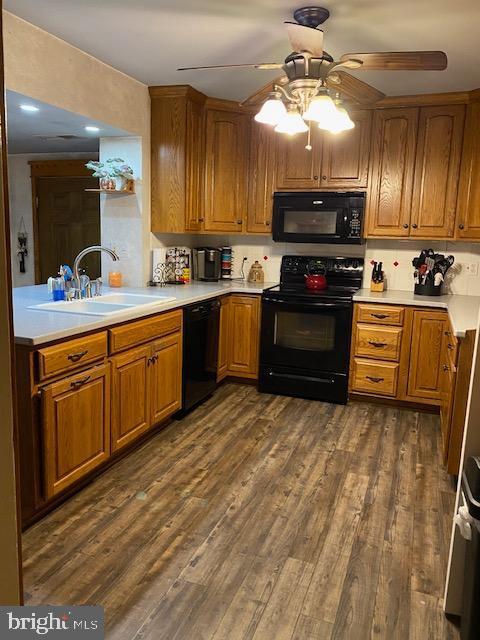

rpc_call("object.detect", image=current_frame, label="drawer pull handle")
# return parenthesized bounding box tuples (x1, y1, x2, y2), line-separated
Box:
(371, 313, 388, 319)
(366, 376, 384, 383)
(368, 340, 387, 348)
(67, 350, 88, 362)
(70, 375, 91, 389)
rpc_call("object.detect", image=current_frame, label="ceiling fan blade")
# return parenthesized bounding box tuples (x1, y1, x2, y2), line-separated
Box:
(326, 71, 385, 105)
(339, 51, 447, 70)
(177, 63, 283, 71)
(284, 22, 324, 56)
(240, 76, 288, 107)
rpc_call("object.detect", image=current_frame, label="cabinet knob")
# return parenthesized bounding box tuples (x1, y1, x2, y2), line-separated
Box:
(443, 364, 450, 372)
(237, 220, 242, 225)
(412, 223, 418, 229)
(265, 221, 270, 226)
(322, 175, 327, 181)
(313, 175, 319, 181)
(198, 217, 204, 222)
(402, 223, 409, 229)
(459, 223, 465, 230)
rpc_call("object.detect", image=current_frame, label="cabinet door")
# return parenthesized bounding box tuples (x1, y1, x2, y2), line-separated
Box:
(217, 296, 230, 381)
(247, 120, 276, 233)
(407, 310, 446, 403)
(320, 110, 372, 188)
(366, 108, 418, 237)
(440, 331, 456, 463)
(410, 105, 465, 238)
(204, 108, 249, 232)
(111, 344, 151, 452)
(42, 364, 110, 498)
(185, 98, 205, 231)
(227, 295, 260, 379)
(456, 102, 480, 239)
(150, 331, 182, 426)
(274, 129, 322, 189)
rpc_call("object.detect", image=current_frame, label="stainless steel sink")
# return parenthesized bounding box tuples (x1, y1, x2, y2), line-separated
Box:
(28, 294, 176, 316)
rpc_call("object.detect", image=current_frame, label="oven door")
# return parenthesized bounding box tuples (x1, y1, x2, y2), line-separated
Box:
(272, 193, 350, 243)
(260, 295, 353, 373)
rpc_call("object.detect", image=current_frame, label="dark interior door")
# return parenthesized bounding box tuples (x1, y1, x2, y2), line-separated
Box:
(36, 177, 100, 283)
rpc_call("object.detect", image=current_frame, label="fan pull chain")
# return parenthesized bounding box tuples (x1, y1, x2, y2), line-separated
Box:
(305, 122, 312, 151)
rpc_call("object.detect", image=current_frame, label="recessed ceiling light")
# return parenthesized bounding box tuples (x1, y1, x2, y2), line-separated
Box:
(20, 104, 39, 112)
(85, 125, 100, 133)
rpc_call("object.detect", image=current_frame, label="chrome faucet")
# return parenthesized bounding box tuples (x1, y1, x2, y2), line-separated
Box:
(72, 245, 119, 299)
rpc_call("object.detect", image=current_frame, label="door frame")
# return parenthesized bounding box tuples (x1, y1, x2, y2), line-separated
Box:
(0, 4, 23, 604)
(29, 159, 96, 283)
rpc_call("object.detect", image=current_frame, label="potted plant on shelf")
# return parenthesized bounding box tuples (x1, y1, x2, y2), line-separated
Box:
(85, 158, 135, 191)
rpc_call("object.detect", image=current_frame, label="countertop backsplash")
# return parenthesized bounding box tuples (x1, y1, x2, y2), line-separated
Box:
(151, 234, 480, 296)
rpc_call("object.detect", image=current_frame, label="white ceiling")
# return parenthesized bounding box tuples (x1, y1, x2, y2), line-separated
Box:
(4, 1, 480, 101)
(6, 90, 130, 153)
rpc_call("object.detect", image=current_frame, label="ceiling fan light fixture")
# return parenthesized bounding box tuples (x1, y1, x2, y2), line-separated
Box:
(254, 94, 287, 126)
(302, 93, 337, 122)
(275, 105, 309, 135)
(321, 105, 355, 134)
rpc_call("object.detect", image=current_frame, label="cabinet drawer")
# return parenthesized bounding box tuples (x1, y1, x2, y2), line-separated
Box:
(356, 304, 404, 326)
(109, 309, 182, 354)
(37, 332, 108, 381)
(351, 358, 399, 397)
(354, 324, 403, 362)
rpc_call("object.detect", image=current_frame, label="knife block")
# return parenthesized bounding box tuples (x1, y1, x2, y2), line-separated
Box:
(370, 281, 385, 292)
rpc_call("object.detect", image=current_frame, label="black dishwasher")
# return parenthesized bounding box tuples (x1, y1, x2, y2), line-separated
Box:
(182, 298, 220, 413)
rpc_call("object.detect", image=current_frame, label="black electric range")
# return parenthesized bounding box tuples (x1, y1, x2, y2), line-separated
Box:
(259, 255, 364, 404)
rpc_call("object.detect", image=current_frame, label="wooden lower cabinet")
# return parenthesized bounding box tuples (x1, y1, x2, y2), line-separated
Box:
(406, 310, 446, 403)
(150, 331, 182, 425)
(111, 344, 151, 452)
(217, 296, 230, 382)
(216, 294, 261, 381)
(227, 295, 261, 379)
(42, 363, 111, 499)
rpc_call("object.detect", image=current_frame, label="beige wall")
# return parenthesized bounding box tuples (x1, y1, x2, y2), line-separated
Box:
(3, 11, 152, 285)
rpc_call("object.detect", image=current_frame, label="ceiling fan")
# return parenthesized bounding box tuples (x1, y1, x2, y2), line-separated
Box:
(178, 6, 447, 139)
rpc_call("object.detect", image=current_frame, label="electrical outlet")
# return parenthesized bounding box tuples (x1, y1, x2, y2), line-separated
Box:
(465, 262, 479, 276)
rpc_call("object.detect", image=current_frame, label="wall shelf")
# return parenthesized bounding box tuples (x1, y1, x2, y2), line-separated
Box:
(85, 179, 135, 194)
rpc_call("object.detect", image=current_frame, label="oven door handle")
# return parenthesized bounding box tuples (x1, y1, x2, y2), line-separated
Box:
(262, 297, 351, 309)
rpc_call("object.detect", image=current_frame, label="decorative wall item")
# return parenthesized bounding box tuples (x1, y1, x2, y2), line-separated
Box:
(17, 217, 28, 273)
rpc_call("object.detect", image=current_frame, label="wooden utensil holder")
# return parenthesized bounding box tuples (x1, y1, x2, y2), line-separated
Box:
(370, 281, 385, 292)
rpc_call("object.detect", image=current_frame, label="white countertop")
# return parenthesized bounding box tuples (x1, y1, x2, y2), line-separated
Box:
(353, 289, 480, 338)
(13, 281, 277, 346)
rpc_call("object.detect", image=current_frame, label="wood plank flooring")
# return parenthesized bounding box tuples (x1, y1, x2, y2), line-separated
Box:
(22, 383, 459, 639)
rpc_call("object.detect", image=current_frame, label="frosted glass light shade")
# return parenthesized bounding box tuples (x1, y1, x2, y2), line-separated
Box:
(275, 108, 309, 135)
(303, 95, 337, 122)
(254, 98, 287, 126)
(325, 106, 355, 134)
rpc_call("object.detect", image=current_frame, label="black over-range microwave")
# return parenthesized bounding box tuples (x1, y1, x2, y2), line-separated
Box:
(272, 192, 365, 244)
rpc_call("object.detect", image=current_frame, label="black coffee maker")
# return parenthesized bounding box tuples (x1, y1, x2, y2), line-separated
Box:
(192, 248, 221, 281)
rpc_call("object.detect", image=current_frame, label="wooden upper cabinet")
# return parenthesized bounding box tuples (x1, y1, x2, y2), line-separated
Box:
(456, 101, 480, 239)
(275, 129, 322, 190)
(42, 364, 111, 498)
(247, 119, 276, 233)
(407, 310, 447, 403)
(410, 105, 465, 238)
(204, 105, 250, 232)
(320, 110, 372, 188)
(111, 344, 151, 452)
(366, 108, 418, 237)
(150, 86, 206, 233)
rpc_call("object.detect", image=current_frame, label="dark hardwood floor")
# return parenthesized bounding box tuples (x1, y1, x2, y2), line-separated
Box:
(23, 383, 459, 639)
